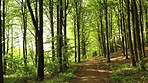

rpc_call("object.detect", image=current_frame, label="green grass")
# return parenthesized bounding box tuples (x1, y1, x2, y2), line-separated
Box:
(110, 62, 148, 83)
(42, 65, 79, 83)
(4, 64, 79, 83)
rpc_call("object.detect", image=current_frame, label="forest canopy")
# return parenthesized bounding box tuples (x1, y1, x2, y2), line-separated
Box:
(0, 0, 148, 82)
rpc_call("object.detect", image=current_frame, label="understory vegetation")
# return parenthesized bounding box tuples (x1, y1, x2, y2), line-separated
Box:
(110, 58, 148, 83)
(0, 0, 148, 82)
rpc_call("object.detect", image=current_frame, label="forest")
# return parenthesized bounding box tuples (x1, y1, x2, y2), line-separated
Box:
(0, 0, 148, 83)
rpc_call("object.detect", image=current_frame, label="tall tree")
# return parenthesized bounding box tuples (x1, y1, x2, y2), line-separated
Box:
(49, 0, 55, 61)
(132, 0, 145, 70)
(104, 0, 110, 62)
(120, 0, 125, 57)
(22, 0, 27, 66)
(27, 0, 44, 80)
(3, 0, 6, 73)
(38, 0, 44, 80)
(125, 0, 136, 66)
(75, 0, 81, 62)
(139, 0, 145, 57)
(57, 0, 63, 72)
(73, 15, 77, 62)
(0, 0, 4, 82)
(63, 0, 69, 70)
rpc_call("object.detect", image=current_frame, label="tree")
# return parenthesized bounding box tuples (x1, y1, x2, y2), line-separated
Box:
(27, 0, 44, 80)
(57, 0, 63, 72)
(132, 0, 145, 70)
(0, 0, 4, 82)
(125, 0, 136, 66)
(3, 0, 6, 73)
(21, 0, 27, 66)
(49, 0, 55, 61)
(75, 0, 81, 62)
(139, 0, 145, 57)
(63, 0, 69, 70)
(104, 0, 110, 62)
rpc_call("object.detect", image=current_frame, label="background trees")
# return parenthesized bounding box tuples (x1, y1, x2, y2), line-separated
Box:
(0, 0, 148, 82)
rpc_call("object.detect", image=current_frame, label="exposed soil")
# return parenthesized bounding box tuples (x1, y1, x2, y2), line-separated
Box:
(70, 47, 148, 83)
(70, 58, 113, 83)
(70, 49, 132, 83)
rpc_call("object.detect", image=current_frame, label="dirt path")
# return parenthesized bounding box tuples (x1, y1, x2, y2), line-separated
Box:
(70, 58, 112, 83)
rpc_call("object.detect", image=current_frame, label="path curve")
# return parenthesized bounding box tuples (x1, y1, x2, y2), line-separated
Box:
(70, 58, 112, 83)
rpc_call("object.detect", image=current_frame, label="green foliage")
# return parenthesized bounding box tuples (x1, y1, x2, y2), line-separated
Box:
(44, 59, 60, 76)
(42, 65, 79, 83)
(110, 63, 148, 83)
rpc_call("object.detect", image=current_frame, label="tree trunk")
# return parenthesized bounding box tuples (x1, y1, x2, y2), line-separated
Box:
(22, 0, 27, 66)
(131, 2, 138, 61)
(139, 0, 146, 57)
(100, 10, 106, 57)
(74, 17, 77, 62)
(132, 0, 146, 70)
(126, 0, 136, 66)
(37, 0, 44, 80)
(35, 0, 38, 67)
(144, 3, 148, 44)
(63, 0, 69, 71)
(3, 0, 6, 74)
(57, 0, 63, 72)
(123, 13, 128, 59)
(27, 0, 44, 80)
(76, 0, 81, 62)
(49, 0, 55, 61)
(105, 0, 110, 62)
(0, 0, 4, 82)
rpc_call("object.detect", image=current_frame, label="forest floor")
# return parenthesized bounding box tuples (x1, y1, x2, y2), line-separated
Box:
(70, 57, 112, 83)
(69, 49, 135, 83)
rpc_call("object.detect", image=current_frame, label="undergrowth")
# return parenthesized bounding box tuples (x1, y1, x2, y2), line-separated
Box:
(42, 65, 79, 83)
(110, 62, 148, 83)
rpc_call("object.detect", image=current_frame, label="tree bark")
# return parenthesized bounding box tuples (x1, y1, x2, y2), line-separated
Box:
(126, 0, 136, 66)
(22, 0, 27, 66)
(37, 0, 44, 80)
(139, 0, 146, 57)
(0, 0, 4, 82)
(132, 0, 146, 70)
(49, 0, 55, 61)
(104, 0, 110, 62)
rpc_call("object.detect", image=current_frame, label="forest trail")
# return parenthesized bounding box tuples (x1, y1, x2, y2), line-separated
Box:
(70, 58, 112, 83)
(70, 50, 133, 83)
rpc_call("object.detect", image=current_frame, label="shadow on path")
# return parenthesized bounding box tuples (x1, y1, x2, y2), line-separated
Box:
(70, 58, 112, 83)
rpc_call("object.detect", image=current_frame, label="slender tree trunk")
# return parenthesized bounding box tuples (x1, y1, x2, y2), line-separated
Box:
(110, 9, 114, 52)
(105, 0, 110, 62)
(3, 0, 6, 74)
(57, 0, 63, 72)
(120, 0, 126, 57)
(63, 0, 69, 70)
(132, 0, 146, 70)
(49, 0, 55, 61)
(35, 0, 38, 67)
(22, 0, 27, 66)
(37, 0, 44, 80)
(139, 0, 146, 57)
(126, 0, 136, 66)
(100, 10, 106, 57)
(27, 0, 44, 80)
(76, 0, 81, 62)
(74, 17, 77, 62)
(11, 24, 13, 62)
(144, 5, 148, 44)
(123, 13, 128, 59)
(0, 0, 4, 82)
(131, 2, 138, 61)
